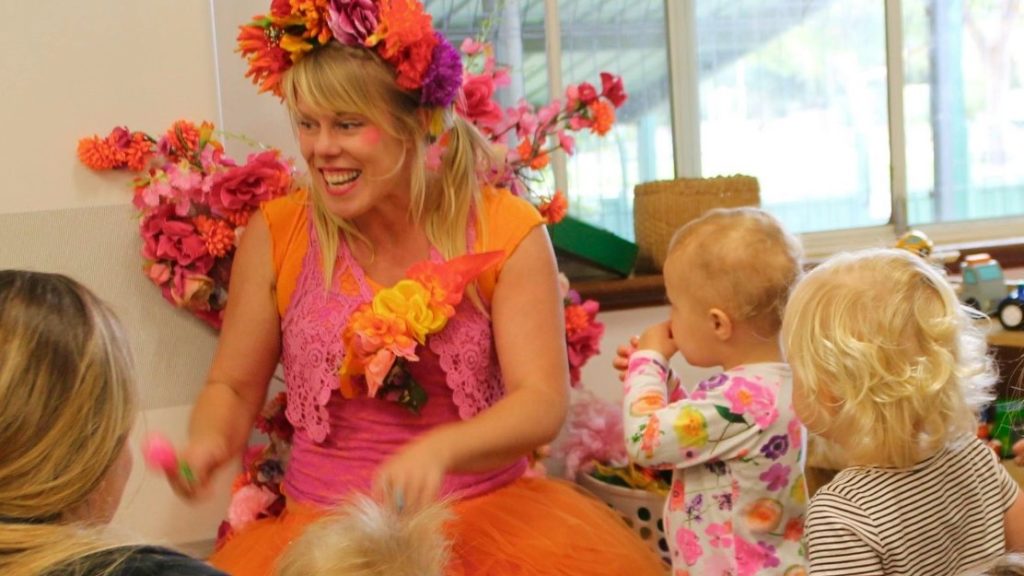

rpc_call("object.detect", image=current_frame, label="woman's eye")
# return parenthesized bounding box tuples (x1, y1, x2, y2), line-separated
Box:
(298, 120, 315, 130)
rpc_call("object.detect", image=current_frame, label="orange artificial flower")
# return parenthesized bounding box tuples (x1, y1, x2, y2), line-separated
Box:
(193, 215, 236, 258)
(538, 191, 568, 224)
(77, 137, 118, 170)
(589, 100, 615, 136)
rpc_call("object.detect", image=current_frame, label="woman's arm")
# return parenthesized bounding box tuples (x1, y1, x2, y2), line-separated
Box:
(373, 226, 569, 509)
(171, 214, 282, 498)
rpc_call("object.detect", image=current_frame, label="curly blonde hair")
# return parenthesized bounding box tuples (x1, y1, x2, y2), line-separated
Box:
(781, 248, 995, 467)
(665, 207, 803, 337)
(275, 495, 451, 576)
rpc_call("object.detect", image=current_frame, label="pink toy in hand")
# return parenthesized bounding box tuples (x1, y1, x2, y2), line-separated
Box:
(142, 433, 194, 483)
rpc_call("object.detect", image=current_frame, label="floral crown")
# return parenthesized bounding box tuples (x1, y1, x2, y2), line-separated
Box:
(238, 0, 463, 110)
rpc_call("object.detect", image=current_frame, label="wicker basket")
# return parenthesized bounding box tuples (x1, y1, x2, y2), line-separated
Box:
(577, 472, 670, 565)
(633, 174, 761, 273)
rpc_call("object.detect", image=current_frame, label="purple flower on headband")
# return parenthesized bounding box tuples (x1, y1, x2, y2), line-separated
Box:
(326, 0, 379, 46)
(420, 33, 463, 107)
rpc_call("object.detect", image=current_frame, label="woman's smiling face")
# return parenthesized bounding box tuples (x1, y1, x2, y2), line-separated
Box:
(295, 97, 412, 222)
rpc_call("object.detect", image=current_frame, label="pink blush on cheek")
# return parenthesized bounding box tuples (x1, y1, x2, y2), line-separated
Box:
(361, 126, 382, 146)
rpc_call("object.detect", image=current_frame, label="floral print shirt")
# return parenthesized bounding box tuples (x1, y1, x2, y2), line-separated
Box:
(623, 351, 809, 576)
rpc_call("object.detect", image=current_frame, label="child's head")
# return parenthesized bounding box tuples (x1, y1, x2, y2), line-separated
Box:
(275, 495, 451, 576)
(0, 270, 137, 524)
(976, 553, 1024, 575)
(781, 249, 995, 467)
(662, 207, 803, 366)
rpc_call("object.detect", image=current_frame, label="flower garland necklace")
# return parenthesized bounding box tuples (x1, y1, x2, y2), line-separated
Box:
(338, 249, 504, 414)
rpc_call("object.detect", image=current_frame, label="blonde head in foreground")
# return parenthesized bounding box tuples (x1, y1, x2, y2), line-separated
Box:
(781, 248, 995, 468)
(663, 207, 803, 359)
(275, 495, 451, 576)
(0, 270, 137, 576)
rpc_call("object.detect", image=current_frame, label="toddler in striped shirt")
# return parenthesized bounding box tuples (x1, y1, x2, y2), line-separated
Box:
(781, 248, 1024, 575)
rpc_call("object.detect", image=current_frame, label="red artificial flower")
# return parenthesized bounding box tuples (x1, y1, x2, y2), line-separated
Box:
(193, 215, 236, 258)
(77, 136, 118, 170)
(565, 299, 605, 387)
(600, 72, 628, 108)
(577, 82, 599, 106)
(238, 23, 294, 96)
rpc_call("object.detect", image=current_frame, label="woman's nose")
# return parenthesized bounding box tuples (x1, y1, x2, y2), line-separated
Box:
(314, 128, 338, 157)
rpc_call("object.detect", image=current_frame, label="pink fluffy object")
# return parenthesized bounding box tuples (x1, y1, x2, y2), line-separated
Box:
(142, 433, 178, 472)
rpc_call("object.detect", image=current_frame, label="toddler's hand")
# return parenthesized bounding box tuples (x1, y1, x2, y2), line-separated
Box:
(374, 433, 451, 514)
(637, 321, 677, 360)
(1014, 439, 1024, 466)
(613, 335, 640, 382)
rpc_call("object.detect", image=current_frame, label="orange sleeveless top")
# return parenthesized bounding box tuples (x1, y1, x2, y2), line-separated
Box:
(260, 187, 544, 316)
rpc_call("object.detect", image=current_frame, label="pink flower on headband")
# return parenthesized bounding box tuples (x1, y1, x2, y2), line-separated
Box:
(326, 0, 379, 46)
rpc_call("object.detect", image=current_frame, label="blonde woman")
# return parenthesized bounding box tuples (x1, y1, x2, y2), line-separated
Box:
(782, 249, 1024, 575)
(165, 1, 666, 574)
(0, 270, 225, 576)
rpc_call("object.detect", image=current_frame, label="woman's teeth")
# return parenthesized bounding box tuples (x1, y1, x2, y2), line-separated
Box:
(323, 170, 360, 186)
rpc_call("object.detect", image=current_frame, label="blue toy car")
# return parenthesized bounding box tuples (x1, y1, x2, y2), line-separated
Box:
(998, 284, 1024, 331)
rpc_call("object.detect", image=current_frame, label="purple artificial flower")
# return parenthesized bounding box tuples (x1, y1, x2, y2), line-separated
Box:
(420, 33, 463, 107)
(326, 0, 379, 46)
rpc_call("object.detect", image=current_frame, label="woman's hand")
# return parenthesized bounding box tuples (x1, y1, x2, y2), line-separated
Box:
(637, 321, 677, 360)
(613, 335, 640, 382)
(167, 435, 231, 501)
(373, 433, 452, 513)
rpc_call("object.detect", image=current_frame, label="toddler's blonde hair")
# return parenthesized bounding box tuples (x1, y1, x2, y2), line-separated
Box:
(275, 495, 452, 576)
(665, 207, 803, 337)
(781, 248, 995, 467)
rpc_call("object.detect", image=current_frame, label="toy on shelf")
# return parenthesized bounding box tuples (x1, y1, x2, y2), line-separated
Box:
(959, 253, 1007, 315)
(894, 230, 961, 267)
(998, 284, 1024, 330)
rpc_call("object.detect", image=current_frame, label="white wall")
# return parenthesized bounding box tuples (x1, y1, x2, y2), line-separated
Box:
(0, 0, 233, 550)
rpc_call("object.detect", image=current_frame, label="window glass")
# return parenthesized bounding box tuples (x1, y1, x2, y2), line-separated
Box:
(696, 1, 891, 234)
(903, 0, 1024, 224)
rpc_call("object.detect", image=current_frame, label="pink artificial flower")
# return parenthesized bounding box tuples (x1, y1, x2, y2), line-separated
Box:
(459, 37, 485, 56)
(207, 150, 291, 216)
(168, 268, 215, 311)
(326, 0, 380, 46)
(141, 207, 211, 270)
(425, 141, 444, 171)
(600, 72, 628, 108)
(568, 115, 592, 131)
(557, 130, 575, 155)
(227, 484, 279, 531)
(364, 349, 396, 397)
(556, 392, 627, 479)
(146, 262, 172, 286)
(565, 299, 604, 387)
(565, 84, 580, 110)
(536, 100, 561, 126)
(456, 74, 504, 134)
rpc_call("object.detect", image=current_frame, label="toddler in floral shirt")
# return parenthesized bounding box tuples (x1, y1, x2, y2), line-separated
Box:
(618, 207, 808, 575)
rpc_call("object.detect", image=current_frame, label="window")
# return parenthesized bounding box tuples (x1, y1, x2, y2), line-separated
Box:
(430, 0, 1024, 249)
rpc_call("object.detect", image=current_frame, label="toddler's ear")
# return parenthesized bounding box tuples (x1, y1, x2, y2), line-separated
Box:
(708, 308, 732, 341)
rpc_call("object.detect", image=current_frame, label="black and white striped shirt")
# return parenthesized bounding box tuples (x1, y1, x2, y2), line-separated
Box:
(805, 436, 1019, 575)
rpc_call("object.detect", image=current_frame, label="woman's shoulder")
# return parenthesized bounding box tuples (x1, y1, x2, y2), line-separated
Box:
(78, 545, 228, 576)
(261, 188, 308, 225)
(480, 186, 543, 225)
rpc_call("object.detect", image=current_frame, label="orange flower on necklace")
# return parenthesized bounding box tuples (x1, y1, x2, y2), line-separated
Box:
(339, 250, 504, 413)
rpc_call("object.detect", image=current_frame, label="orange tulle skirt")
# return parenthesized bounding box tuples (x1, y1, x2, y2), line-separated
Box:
(209, 476, 667, 575)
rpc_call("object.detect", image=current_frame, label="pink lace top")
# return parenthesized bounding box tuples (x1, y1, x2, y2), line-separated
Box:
(264, 190, 542, 506)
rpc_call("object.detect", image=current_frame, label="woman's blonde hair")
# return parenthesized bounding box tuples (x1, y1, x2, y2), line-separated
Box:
(665, 207, 803, 337)
(282, 42, 499, 285)
(781, 249, 995, 467)
(0, 270, 137, 576)
(275, 495, 452, 576)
